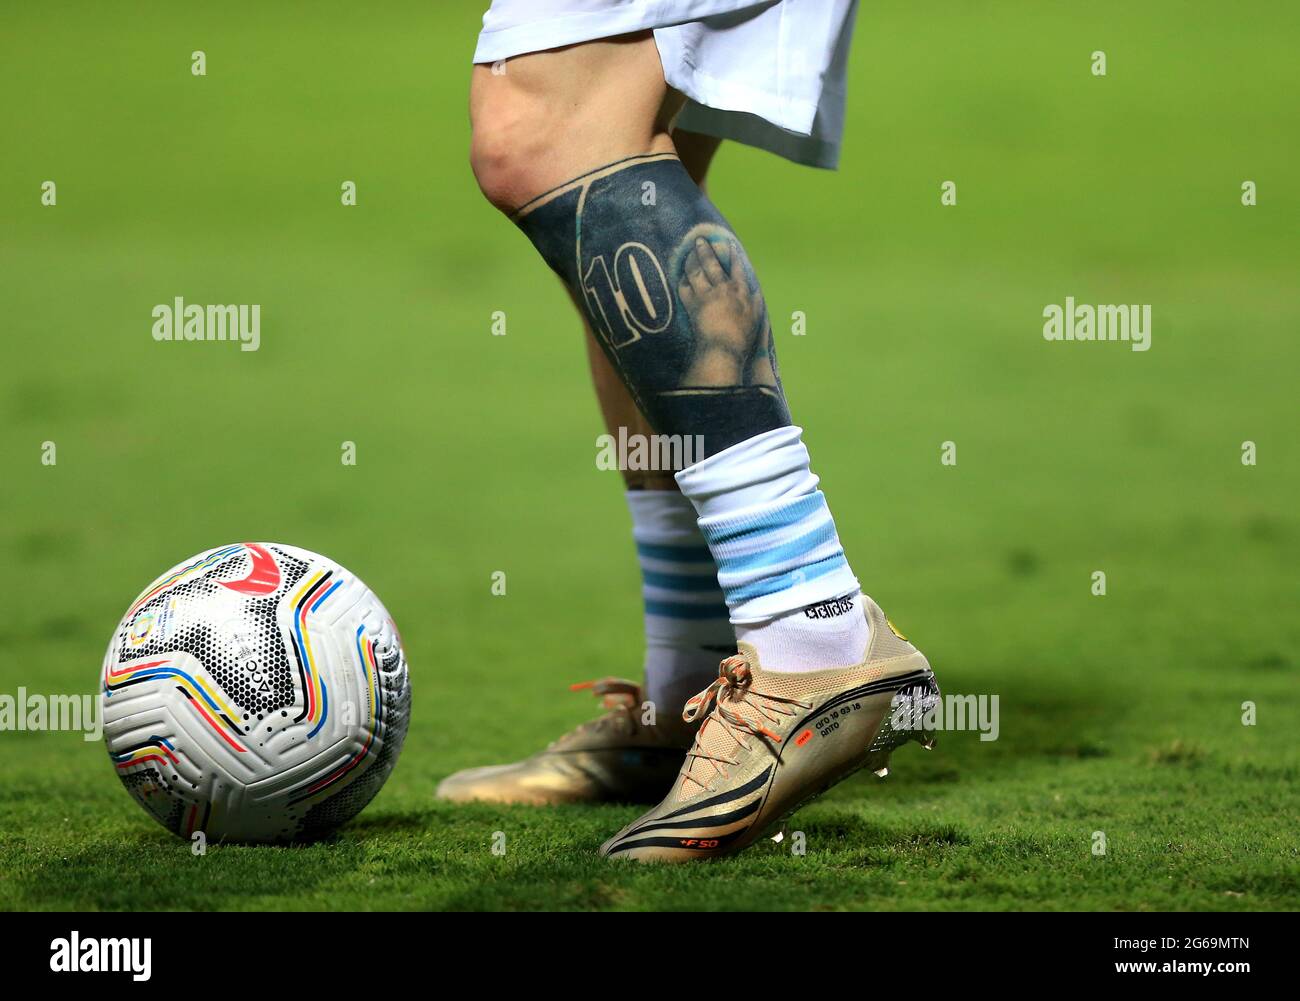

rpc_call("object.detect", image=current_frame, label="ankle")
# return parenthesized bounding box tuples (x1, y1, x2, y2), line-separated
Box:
(737, 592, 870, 673)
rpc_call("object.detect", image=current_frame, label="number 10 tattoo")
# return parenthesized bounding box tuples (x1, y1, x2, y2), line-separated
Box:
(513, 153, 792, 457)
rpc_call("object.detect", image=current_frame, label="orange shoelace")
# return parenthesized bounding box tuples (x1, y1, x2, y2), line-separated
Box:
(565, 677, 643, 736)
(679, 656, 811, 794)
(569, 677, 640, 709)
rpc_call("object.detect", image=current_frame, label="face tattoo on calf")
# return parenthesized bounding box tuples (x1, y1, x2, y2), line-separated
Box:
(512, 153, 791, 458)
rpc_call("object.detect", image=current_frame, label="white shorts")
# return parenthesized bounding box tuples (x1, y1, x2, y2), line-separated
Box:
(473, 0, 859, 169)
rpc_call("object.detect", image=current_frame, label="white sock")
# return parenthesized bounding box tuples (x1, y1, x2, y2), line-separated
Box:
(735, 594, 867, 672)
(674, 426, 870, 673)
(626, 490, 734, 716)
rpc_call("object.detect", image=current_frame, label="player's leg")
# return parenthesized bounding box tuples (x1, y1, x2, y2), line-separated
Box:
(583, 129, 731, 724)
(437, 45, 715, 806)
(466, 34, 939, 857)
(584, 340, 733, 726)
(437, 128, 728, 807)
(472, 35, 867, 672)
(469, 35, 681, 215)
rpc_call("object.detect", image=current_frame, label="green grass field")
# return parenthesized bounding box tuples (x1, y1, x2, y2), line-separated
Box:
(1, 1, 1297, 911)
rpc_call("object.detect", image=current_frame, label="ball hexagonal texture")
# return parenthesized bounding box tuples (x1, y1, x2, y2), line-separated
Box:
(101, 543, 411, 842)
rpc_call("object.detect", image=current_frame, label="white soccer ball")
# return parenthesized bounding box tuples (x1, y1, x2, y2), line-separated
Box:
(101, 543, 411, 842)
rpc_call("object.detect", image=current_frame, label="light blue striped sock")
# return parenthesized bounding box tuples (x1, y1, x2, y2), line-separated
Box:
(626, 491, 734, 715)
(677, 426, 860, 624)
(700, 489, 856, 621)
(676, 427, 869, 671)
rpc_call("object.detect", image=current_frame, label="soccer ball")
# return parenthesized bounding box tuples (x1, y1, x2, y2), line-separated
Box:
(100, 543, 411, 842)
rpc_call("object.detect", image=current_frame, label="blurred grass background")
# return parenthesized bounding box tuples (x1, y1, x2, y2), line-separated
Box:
(0, 1, 1296, 910)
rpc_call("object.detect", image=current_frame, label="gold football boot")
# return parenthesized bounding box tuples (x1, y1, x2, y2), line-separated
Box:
(600, 597, 939, 861)
(436, 678, 693, 805)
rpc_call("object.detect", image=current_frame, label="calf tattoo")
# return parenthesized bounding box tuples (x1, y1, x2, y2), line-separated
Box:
(513, 153, 791, 456)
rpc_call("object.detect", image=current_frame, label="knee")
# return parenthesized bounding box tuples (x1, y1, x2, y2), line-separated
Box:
(469, 89, 551, 214)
